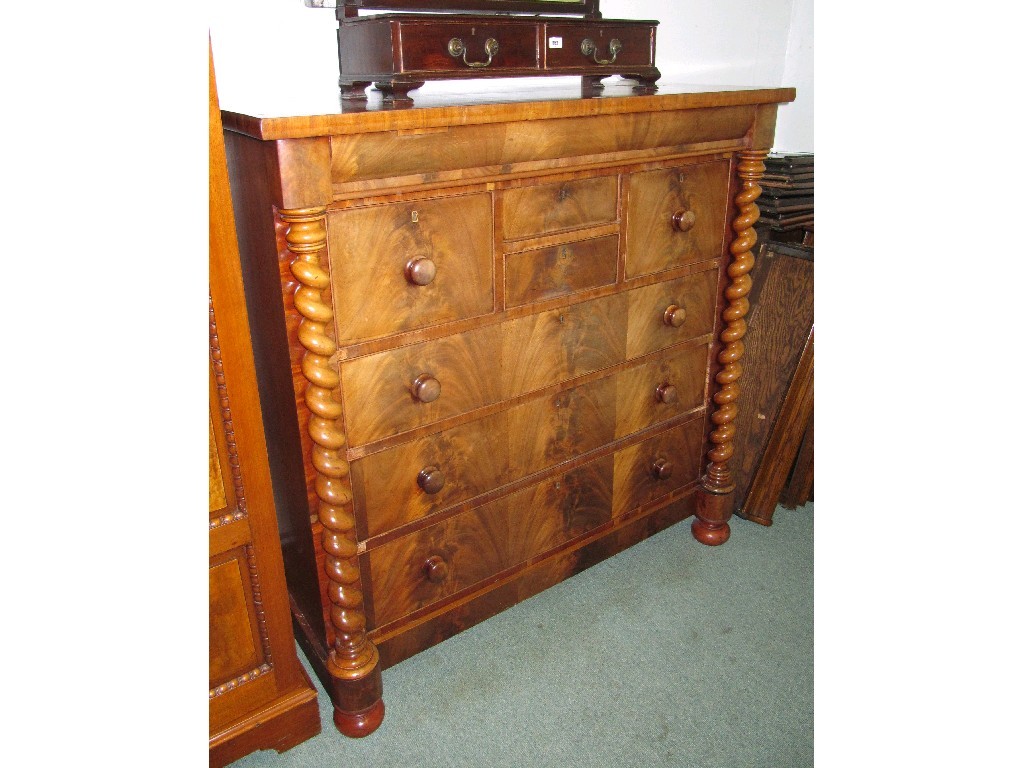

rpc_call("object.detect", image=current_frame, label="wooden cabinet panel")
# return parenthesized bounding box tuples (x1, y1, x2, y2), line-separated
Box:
(502, 174, 618, 240)
(625, 160, 731, 278)
(328, 192, 494, 343)
(209, 555, 261, 685)
(209, 45, 319, 765)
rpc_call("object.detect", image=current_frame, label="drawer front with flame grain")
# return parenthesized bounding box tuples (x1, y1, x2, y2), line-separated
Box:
(341, 269, 717, 447)
(366, 456, 614, 628)
(328, 193, 494, 344)
(612, 418, 705, 516)
(625, 160, 732, 278)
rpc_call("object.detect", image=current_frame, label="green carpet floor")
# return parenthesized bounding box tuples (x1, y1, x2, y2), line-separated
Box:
(234, 503, 813, 767)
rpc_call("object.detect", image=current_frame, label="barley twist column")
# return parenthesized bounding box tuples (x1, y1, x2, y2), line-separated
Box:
(281, 206, 385, 737)
(692, 150, 767, 546)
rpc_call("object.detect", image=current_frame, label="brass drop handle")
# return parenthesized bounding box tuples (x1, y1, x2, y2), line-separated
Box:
(651, 457, 674, 481)
(448, 37, 499, 68)
(413, 374, 441, 403)
(656, 383, 678, 404)
(405, 257, 436, 286)
(663, 305, 686, 328)
(672, 209, 697, 232)
(423, 555, 449, 583)
(417, 466, 446, 495)
(580, 38, 622, 65)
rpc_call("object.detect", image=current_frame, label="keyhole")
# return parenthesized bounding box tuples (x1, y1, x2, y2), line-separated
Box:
(411, 210, 419, 223)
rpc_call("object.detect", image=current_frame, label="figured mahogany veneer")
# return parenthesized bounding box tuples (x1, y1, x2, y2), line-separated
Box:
(222, 82, 793, 737)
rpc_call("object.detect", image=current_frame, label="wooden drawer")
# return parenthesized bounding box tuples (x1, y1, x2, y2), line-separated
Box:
(366, 456, 614, 628)
(625, 160, 732, 278)
(626, 270, 718, 359)
(353, 375, 617, 537)
(504, 234, 619, 308)
(328, 193, 494, 344)
(341, 270, 716, 446)
(612, 419, 705, 515)
(544, 23, 655, 70)
(615, 343, 710, 439)
(397, 19, 541, 73)
(502, 175, 618, 240)
(341, 323, 504, 447)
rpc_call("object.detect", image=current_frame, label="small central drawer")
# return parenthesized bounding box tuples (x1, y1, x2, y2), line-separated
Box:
(502, 175, 618, 240)
(328, 193, 494, 344)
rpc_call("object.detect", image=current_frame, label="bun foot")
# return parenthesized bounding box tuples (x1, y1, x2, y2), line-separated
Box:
(333, 698, 385, 738)
(691, 517, 731, 546)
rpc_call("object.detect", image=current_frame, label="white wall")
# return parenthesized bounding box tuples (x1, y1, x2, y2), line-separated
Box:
(209, 0, 811, 151)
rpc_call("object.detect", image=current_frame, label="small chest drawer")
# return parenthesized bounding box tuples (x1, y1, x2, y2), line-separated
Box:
(502, 175, 618, 240)
(544, 24, 655, 70)
(505, 234, 619, 308)
(328, 193, 494, 344)
(612, 418, 705, 515)
(625, 160, 732, 278)
(366, 456, 614, 629)
(626, 270, 718, 359)
(397, 20, 540, 73)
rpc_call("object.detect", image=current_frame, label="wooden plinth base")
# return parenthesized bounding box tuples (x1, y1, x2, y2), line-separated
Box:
(333, 699, 385, 738)
(691, 486, 734, 546)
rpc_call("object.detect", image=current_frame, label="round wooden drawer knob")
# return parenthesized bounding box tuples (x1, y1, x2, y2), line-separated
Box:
(663, 305, 686, 328)
(672, 209, 696, 232)
(423, 555, 449, 583)
(656, 383, 678, 404)
(405, 257, 437, 286)
(651, 457, 674, 481)
(417, 465, 446, 495)
(413, 374, 441, 403)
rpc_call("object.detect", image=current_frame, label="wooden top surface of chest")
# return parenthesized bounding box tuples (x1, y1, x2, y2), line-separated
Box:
(222, 80, 794, 738)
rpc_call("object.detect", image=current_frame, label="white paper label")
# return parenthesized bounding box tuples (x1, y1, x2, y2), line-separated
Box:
(548, 37, 563, 49)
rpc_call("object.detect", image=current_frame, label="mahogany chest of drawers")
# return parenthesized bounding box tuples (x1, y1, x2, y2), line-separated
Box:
(222, 81, 794, 737)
